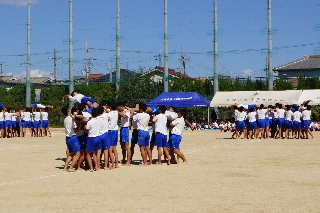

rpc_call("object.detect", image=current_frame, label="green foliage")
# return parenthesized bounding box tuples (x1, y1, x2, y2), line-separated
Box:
(311, 105, 320, 120)
(274, 78, 293, 90)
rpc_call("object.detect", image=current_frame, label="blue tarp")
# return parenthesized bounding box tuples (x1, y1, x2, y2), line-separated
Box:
(146, 92, 210, 108)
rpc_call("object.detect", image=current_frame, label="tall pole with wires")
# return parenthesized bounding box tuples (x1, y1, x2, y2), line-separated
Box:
(26, 0, 31, 107)
(69, 0, 74, 107)
(213, 0, 219, 96)
(116, 0, 121, 91)
(267, 0, 273, 91)
(164, 0, 169, 92)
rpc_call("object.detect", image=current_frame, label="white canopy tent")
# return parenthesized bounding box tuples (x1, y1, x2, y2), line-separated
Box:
(210, 90, 319, 107)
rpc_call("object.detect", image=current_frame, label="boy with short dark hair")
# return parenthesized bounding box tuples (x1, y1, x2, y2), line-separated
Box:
(61, 106, 80, 172)
(168, 109, 188, 164)
(133, 103, 152, 166)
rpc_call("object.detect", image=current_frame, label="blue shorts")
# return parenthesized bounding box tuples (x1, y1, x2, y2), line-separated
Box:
(278, 118, 285, 128)
(303, 120, 311, 129)
(16, 121, 22, 128)
(285, 120, 293, 129)
(96, 135, 103, 150)
(11, 121, 16, 128)
(0, 121, 4, 130)
(169, 134, 182, 150)
(265, 118, 271, 127)
(86, 137, 100, 153)
(77, 134, 87, 150)
(257, 119, 266, 128)
(24, 121, 32, 128)
(155, 132, 167, 147)
(33, 121, 40, 129)
(236, 120, 246, 130)
(293, 121, 301, 131)
(42, 120, 49, 128)
(138, 130, 150, 147)
(120, 127, 129, 143)
(272, 118, 279, 128)
(150, 131, 156, 144)
(248, 121, 258, 130)
(66, 136, 80, 153)
(131, 129, 138, 144)
(109, 130, 118, 146)
(100, 132, 110, 150)
(5, 120, 12, 128)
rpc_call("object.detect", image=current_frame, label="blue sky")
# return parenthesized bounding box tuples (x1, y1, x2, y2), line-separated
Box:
(0, 0, 319, 80)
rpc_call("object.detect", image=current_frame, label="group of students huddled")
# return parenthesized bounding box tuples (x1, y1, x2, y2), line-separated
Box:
(231, 100, 314, 139)
(0, 104, 52, 138)
(62, 91, 190, 172)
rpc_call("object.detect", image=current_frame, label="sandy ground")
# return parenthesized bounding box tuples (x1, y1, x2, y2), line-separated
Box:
(0, 128, 319, 213)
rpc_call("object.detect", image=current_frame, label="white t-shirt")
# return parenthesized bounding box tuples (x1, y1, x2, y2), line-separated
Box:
(293, 111, 302, 122)
(86, 117, 100, 137)
(120, 110, 130, 128)
(285, 110, 293, 121)
(108, 111, 119, 130)
(33, 112, 41, 121)
(64, 116, 77, 137)
(133, 112, 150, 131)
(0, 112, 4, 121)
(69, 93, 85, 103)
(22, 111, 31, 121)
(247, 112, 257, 122)
(165, 111, 178, 121)
(11, 114, 16, 122)
(257, 109, 268, 119)
(277, 108, 285, 118)
(302, 110, 311, 120)
(153, 113, 167, 135)
(273, 110, 279, 119)
(98, 113, 109, 135)
(266, 110, 274, 119)
(41, 112, 48, 121)
(171, 117, 185, 135)
(4, 112, 11, 121)
(235, 111, 246, 121)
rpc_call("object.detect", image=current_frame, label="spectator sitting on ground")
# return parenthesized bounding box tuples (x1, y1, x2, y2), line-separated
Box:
(219, 121, 227, 132)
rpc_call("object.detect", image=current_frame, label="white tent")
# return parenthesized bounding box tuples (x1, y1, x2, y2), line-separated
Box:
(210, 90, 316, 107)
(298, 90, 320, 105)
(209, 91, 256, 107)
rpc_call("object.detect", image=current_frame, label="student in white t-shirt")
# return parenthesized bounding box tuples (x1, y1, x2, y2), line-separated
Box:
(85, 108, 100, 172)
(133, 103, 151, 166)
(152, 105, 169, 165)
(61, 106, 80, 172)
(168, 109, 188, 164)
(118, 103, 131, 166)
(108, 102, 120, 169)
(302, 105, 313, 139)
(40, 107, 51, 137)
(0, 107, 4, 138)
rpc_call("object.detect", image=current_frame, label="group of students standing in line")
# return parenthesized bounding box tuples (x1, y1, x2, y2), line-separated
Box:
(62, 91, 189, 172)
(231, 100, 314, 140)
(0, 104, 52, 138)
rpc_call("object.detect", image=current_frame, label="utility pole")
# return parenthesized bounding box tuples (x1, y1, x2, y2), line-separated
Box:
(116, 0, 121, 91)
(69, 0, 74, 107)
(213, 0, 219, 96)
(83, 43, 95, 85)
(164, 0, 169, 92)
(267, 0, 273, 91)
(26, 0, 31, 107)
(179, 46, 189, 75)
(49, 49, 61, 83)
(108, 60, 114, 83)
(154, 49, 162, 67)
(0, 62, 5, 76)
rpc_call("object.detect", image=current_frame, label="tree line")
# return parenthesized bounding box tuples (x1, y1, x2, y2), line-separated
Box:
(0, 73, 320, 126)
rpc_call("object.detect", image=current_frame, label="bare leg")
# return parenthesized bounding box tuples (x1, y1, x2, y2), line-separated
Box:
(68, 152, 80, 172)
(157, 147, 162, 164)
(163, 147, 170, 165)
(124, 142, 131, 166)
(140, 146, 147, 165)
(113, 146, 119, 168)
(104, 149, 111, 170)
(86, 152, 94, 172)
(173, 149, 187, 163)
(130, 143, 136, 162)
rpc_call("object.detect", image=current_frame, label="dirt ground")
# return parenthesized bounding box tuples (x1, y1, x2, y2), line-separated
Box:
(0, 128, 319, 213)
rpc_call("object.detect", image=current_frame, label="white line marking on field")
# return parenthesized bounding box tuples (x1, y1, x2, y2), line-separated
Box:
(0, 145, 39, 151)
(0, 173, 72, 187)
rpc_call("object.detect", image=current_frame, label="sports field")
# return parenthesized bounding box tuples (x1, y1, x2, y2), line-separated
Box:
(0, 128, 319, 213)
